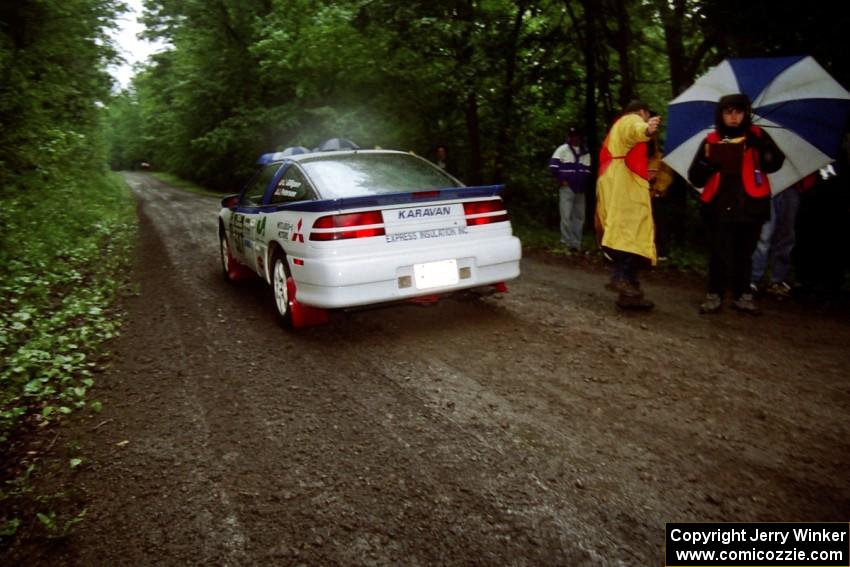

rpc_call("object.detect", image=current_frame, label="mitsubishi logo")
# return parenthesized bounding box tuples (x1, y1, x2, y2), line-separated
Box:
(292, 218, 305, 243)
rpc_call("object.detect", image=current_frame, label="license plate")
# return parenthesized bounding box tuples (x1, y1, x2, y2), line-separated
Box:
(414, 259, 459, 290)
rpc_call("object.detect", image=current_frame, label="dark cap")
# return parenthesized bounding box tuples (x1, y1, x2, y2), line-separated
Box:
(715, 93, 752, 131)
(623, 99, 650, 114)
(718, 93, 751, 111)
(567, 126, 579, 135)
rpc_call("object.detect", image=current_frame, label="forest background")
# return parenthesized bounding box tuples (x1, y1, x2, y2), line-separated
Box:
(106, 0, 850, 230)
(4, 1, 850, 235)
(2, 0, 850, 539)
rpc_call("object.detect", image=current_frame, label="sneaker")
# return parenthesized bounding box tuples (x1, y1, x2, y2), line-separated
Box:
(766, 281, 792, 300)
(616, 293, 654, 310)
(699, 293, 723, 314)
(749, 282, 761, 295)
(732, 293, 761, 315)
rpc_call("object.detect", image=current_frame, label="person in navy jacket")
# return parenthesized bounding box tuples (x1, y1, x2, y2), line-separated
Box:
(549, 127, 592, 252)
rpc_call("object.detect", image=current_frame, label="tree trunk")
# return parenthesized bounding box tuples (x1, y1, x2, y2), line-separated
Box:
(465, 92, 483, 185)
(580, 0, 600, 229)
(493, 0, 527, 184)
(457, 0, 483, 184)
(610, 0, 635, 106)
(655, 0, 715, 96)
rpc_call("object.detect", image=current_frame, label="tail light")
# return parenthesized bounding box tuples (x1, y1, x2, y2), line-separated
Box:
(310, 211, 385, 241)
(463, 199, 509, 226)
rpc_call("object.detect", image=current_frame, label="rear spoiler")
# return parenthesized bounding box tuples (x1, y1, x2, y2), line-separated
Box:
(236, 185, 505, 214)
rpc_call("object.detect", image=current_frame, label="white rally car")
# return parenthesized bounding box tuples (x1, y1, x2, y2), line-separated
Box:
(218, 148, 522, 328)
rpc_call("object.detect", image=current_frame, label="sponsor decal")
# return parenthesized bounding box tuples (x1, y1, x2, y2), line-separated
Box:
(386, 226, 468, 243)
(276, 220, 295, 240)
(256, 216, 267, 237)
(229, 214, 246, 252)
(274, 178, 302, 197)
(395, 206, 453, 220)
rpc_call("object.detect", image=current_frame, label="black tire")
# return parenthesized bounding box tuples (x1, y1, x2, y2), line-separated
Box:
(220, 231, 236, 282)
(270, 251, 293, 327)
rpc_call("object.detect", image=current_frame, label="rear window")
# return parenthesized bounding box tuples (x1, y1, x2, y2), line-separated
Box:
(301, 153, 462, 199)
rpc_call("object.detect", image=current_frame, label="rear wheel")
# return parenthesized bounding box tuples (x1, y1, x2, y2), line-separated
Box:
(220, 229, 254, 282)
(270, 250, 329, 329)
(220, 232, 236, 281)
(271, 251, 293, 326)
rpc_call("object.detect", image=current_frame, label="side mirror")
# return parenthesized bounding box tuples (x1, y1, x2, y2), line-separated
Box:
(221, 194, 240, 209)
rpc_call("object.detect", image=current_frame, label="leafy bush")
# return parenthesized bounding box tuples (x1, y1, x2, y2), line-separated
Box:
(0, 172, 136, 445)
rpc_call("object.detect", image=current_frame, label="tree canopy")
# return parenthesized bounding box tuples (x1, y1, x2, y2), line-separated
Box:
(0, 0, 122, 192)
(3, 0, 850, 201)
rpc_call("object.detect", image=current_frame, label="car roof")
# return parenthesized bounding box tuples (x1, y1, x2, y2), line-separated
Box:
(265, 148, 413, 165)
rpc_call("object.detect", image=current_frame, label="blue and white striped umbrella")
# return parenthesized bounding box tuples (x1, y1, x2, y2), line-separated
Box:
(663, 56, 850, 194)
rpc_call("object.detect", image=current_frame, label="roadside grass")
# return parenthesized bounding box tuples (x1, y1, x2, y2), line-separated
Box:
(0, 170, 136, 541)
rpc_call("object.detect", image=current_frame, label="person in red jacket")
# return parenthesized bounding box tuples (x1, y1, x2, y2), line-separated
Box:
(688, 93, 785, 314)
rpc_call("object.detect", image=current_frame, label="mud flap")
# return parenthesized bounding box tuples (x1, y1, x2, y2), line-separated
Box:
(492, 282, 508, 293)
(287, 276, 329, 328)
(226, 255, 255, 281)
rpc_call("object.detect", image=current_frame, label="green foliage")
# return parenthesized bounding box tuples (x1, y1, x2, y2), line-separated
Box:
(0, 172, 136, 445)
(0, 0, 134, 459)
(35, 507, 87, 539)
(103, 0, 850, 272)
(102, 0, 711, 192)
(0, 518, 21, 537)
(104, 92, 148, 171)
(110, 1, 850, 179)
(0, 0, 124, 190)
(0, 171, 134, 543)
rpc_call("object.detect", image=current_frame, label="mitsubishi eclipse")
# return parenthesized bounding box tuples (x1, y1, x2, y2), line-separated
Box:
(218, 148, 522, 328)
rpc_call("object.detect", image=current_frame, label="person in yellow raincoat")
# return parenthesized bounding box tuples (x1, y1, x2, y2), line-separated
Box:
(595, 100, 661, 310)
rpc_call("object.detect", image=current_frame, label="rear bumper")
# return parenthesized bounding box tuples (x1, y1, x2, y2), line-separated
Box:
(291, 235, 522, 308)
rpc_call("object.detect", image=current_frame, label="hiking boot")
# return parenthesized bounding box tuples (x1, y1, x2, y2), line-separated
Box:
(699, 293, 723, 314)
(605, 278, 641, 295)
(766, 281, 792, 300)
(616, 293, 654, 310)
(732, 293, 761, 315)
(605, 279, 643, 297)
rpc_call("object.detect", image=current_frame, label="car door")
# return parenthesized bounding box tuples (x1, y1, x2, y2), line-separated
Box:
(262, 164, 317, 265)
(229, 163, 281, 270)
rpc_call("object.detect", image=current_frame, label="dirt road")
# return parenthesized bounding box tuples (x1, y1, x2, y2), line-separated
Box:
(8, 172, 850, 565)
